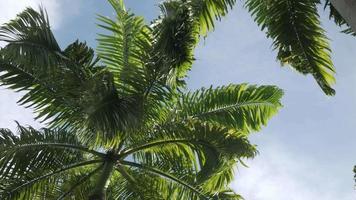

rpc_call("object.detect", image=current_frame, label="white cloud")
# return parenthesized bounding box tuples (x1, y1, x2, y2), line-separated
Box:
(231, 142, 356, 200)
(0, 0, 80, 130)
(0, 0, 83, 47)
(0, 0, 62, 28)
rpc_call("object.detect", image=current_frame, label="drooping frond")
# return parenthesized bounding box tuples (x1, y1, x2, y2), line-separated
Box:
(0, 8, 88, 127)
(117, 84, 283, 196)
(176, 84, 283, 133)
(0, 7, 61, 69)
(0, 125, 104, 199)
(189, 0, 237, 35)
(0, 7, 142, 145)
(151, 1, 199, 86)
(151, 0, 238, 88)
(246, 0, 336, 95)
(109, 167, 196, 200)
(121, 120, 257, 197)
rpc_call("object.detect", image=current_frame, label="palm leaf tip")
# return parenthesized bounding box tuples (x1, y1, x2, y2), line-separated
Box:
(190, 0, 237, 35)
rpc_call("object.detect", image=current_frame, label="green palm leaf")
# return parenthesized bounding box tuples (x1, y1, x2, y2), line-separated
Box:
(121, 120, 257, 197)
(177, 84, 283, 133)
(97, 0, 152, 95)
(0, 7, 61, 69)
(151, 0, 238, 86)
(0, 7, 142, 145)
(0, 125, 104, 200)
(151, 1, 199, 86)
(246, 0, 336, 95)
(189, 0, 237, 35)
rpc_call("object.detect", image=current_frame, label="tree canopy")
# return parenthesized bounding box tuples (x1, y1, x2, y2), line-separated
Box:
(1, 0, 354, 198)
(0, 0, 284, 199)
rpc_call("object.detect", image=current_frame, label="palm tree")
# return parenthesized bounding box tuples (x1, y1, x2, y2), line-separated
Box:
(0, 0, 283, 199)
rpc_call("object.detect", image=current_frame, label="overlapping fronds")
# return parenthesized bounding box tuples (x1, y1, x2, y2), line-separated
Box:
(177, 84, 283, 133)
(246, 0, 336, 95)
(117, 84, 282, 197)
(0, 7, 61, 69)
(0, 7, 145, 145)
(0, 125, 104, 200)
(151, 0, 238, 87)
(0, 0, 286, 199)
(151, 1, 199, 86)
(120, 120, 258, 198)
(97, 0, 152, 95)
(0, 8, 91, 129)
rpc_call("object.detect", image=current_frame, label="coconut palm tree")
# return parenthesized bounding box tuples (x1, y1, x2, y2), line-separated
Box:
(0, 0, 283, 199)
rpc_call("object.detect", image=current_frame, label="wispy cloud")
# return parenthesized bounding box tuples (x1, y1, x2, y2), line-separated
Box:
(232, 141, 356, 200)
(0, 0, 69, 28)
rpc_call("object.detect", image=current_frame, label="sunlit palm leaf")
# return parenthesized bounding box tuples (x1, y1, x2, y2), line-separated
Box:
(97, 0, 151, 95)
(121, 120, 257, 197)
(177, 84, 283, 133)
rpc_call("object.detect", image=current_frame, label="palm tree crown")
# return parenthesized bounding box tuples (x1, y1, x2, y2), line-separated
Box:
(0, 0, 284, 199)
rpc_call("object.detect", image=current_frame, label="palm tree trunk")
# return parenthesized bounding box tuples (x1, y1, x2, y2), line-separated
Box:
(88, 161, 115, 200)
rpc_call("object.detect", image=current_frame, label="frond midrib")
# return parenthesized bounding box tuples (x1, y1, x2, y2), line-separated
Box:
(190, 101, 277, 119)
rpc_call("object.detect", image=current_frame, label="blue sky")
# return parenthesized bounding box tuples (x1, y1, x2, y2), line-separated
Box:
(0, 0, 356, 199)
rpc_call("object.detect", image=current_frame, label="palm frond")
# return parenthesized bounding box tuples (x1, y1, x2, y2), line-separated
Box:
(212, 189, 244, 200)
(151, 0, 237, 87)
(151, 1, 199, 87)
(122, 120, 256, 196)
(246, 0, 336, 95)
(109, 168, 183, 200)
(0, 7, 140, 145)
(96, 0, 182, 144)
(0, 1, 287, 199)
(189, 0, 237, 35)
(0, 7, 61, 69)
(176, 84, 283, 133)
(97, 0, 152, 95)
(121, 160, 209, 199)
(0, 125, 104, 199)
(0, 8, 88, 127)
